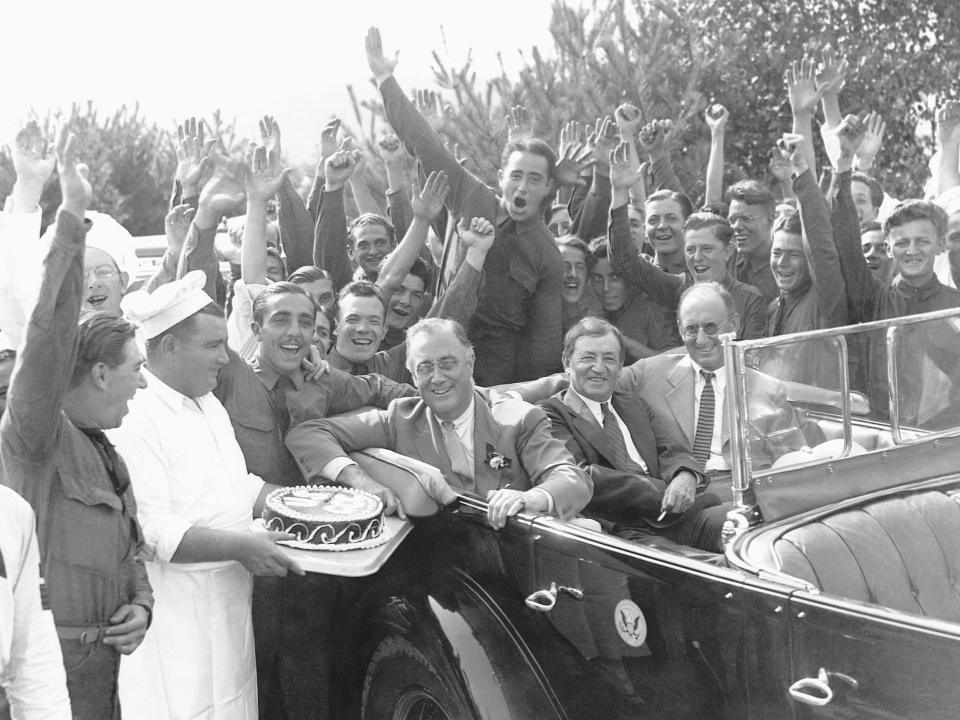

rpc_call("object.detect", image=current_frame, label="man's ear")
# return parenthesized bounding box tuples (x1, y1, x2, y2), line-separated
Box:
(729, 312, 741, 335)
(90, 361, 110, 391)
(497, 168, 504, 186)
(159, 333, 178, 356)
(120, 271, 129, 289)
(251, 321, 264, 342)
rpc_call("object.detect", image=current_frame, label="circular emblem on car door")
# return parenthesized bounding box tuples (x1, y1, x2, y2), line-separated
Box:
(614, 599, 647, 647)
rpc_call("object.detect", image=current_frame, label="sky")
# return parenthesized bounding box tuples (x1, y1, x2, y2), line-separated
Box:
(1, 0, 558, 162)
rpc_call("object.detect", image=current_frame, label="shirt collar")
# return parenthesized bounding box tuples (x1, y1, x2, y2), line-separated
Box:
(686, 356, 726, 392)
(250, 357, 304, 391)
(433, 397, 476, 436)
(141, 367, 207, 413)
(568, 386, 609, 421)
(893, 274, 943, 302)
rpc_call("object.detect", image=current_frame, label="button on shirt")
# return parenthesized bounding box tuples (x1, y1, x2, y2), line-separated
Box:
(568, 388, 648, 473)
(109, 369, 264, 566)
(689, 358, 729, 472)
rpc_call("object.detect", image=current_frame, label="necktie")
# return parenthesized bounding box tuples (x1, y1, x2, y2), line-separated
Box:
(773, 295, 787, 336)
(78, 427, 130, 498)
(693, 371, 715, 466)
(352, 362, 370, 376)
(600, 402, 648, 474)
(272, 375, 293, 437)
(440, 420, 474, 491)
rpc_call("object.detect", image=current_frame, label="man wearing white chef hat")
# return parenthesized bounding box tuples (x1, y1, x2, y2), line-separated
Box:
(110, 270, 303, 720)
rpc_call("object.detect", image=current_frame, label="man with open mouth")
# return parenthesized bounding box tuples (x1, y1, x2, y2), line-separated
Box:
(367, 26, 590, 384)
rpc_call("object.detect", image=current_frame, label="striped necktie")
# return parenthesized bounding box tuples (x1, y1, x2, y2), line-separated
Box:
(600, 402, 648, 474)
(693, 371, 715, 466)
(440, 420, 474, 491)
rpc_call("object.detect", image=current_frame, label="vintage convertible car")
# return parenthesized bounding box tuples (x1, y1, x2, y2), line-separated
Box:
(332, 309, 960, 719)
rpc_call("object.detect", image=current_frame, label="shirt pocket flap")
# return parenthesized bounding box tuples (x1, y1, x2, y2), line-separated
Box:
(59, 472, 122, 511)
(231, 405, 277, 432)
(508, 258, 539, 295)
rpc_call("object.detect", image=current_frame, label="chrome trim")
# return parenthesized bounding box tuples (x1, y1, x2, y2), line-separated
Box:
(887, 325, 902, 444)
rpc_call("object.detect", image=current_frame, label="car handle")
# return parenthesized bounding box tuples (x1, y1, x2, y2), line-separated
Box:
(789, 668, 859, 707)
(524, 582, 584, 612)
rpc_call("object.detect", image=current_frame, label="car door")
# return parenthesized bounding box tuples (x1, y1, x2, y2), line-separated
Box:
(787, 591, 960, 719)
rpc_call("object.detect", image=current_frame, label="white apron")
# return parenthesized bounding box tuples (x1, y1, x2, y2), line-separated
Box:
(119, 559, 256, 719)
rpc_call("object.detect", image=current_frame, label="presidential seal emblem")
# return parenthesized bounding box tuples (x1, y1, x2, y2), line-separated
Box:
(615, 599, 647, 647)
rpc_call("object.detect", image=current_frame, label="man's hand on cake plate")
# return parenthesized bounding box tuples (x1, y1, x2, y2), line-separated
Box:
(485, 488, 548, 530)
(102, 604, 150, 655)
(339, 465, 407, 520)
(239, 533, 306, 576)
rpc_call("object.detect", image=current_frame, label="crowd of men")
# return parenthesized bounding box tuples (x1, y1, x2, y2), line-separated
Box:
(1, 24, 960, 720)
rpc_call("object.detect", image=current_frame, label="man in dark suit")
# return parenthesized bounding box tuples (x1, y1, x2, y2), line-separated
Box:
(540, 317, 727, 551)
(501, 283, 818, 494)
(286, 318, 592, 528)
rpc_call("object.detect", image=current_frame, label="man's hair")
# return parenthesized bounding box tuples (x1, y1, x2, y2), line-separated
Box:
(404, 317, 474, 374)
(406, 257, 434, 291)
(678, 281, 736, 324)
(773, 211, 803, 236)
(725, 180, 775, 216)
(71, 312, 138, 389)
(700, 201, 729, 217)
(860, 220, 883, 235)
(500, 138, 557, 181)
(883, 200, 948, 239)
(347, 214, 395, 249)
(144, 303, 224, 356)
(251, 281, 318, 326)
(557, 234, 590, 258)
(684, 212, 734, 246)
(646, 189, 694, 219)
(851, 172, 884, 209)
(562, 316, 625, 367)
(266, 246, 288, 277)
(585, 237, 611, 270)
(335, 280, 386, 319)
(287, 265, 332, 285)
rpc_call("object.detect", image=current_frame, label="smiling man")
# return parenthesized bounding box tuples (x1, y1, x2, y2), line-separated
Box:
(367, 27, 568, 384)
(558, 236, 601, 332)
(725, 180, 779, 304)
(538, 317, 726, 551)
(605, 142, 766, 341)
(286, 317, 592, 530)
(860, 221, 893, 282)
(645, 189, 692, 275)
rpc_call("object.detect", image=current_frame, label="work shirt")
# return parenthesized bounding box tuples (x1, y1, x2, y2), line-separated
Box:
(0, 209, 153, 637)
(215, 350, 415, 486)
(380, 75, 564, 384)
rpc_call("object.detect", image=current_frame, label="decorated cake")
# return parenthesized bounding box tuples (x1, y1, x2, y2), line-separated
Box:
(262, 486, 384, 546)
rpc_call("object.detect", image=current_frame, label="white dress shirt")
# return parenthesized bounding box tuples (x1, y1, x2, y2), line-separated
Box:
(569, 388, 648, 473)
(0, 486, 71, 720)
(688, 358, 729, 472)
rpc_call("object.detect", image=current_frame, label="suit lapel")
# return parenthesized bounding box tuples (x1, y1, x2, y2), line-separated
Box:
(472, 392, 507, 495)
(418, 407, 454, 478)
(561, 389, 619, 464)
(611, 393, 657, 473)
(666, 359, 695, 446)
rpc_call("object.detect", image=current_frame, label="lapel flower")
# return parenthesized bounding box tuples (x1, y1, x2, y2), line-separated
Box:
(484, 443, 512, 471)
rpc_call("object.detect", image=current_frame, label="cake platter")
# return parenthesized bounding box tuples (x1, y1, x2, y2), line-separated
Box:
(250, 516, 413, 576)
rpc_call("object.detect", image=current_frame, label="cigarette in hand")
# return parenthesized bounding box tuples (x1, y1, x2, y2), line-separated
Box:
(657, 510, 667, 522)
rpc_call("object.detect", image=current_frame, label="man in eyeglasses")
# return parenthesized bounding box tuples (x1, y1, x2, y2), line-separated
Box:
(286, 317, 593, 530)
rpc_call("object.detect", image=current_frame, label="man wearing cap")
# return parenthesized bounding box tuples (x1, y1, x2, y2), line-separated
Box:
(1, 130, 154, 719)
(110, 270, 303, 720)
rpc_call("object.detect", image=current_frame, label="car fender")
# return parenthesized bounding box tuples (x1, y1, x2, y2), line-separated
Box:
(351, 569, 566, 720)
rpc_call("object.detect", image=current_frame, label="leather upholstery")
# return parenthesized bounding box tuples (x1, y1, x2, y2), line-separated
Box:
(746, 489, 960, 622)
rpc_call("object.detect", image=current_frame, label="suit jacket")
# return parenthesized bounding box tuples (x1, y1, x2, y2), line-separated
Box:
(285, 389, 592, 520)
(539, 389, 702, 527)
(618, 354, 815, 470)
(509, 354, 816, 471)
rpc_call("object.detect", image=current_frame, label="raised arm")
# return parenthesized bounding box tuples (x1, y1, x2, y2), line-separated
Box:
(640, 119, 685, 194)
(379, 133, 414, 239)
(704, 104, 729, 207)
(366, 27, 495, 223)
(785, 56, 823, 178)
(815, 46, 848, 170)
(242, 136, 290, 285)
(314, 149, 360, 290)
(2, 129, 90, 464)
(608, 142, 684, 307)
(779, 133, 848, 327)
(571, 117, 616, 240)
(306, 118, 342, 222)
(145, 203, 196, 292)
(824, 115, 882, 322)
(934, 102, 960, 198)
(377, 171, 449, 297)
(855, 112, 886, 174)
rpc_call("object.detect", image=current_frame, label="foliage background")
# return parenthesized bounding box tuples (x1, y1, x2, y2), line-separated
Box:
(2, 0, 959, 232)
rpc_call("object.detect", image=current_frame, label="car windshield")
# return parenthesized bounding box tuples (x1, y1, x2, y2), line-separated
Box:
(723, 308, 960, 494)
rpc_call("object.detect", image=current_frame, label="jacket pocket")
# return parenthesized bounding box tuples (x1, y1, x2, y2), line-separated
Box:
(51, 472, 122, 578)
